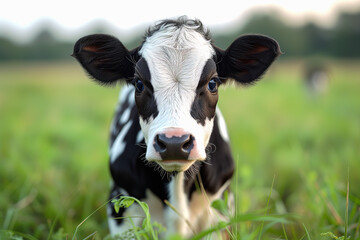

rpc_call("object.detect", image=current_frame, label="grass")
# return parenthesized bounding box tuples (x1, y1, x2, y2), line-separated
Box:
(0, 59, 359, 239)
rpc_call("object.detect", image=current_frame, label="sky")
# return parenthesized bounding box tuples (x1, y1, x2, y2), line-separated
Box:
(1, 0, 359, 41)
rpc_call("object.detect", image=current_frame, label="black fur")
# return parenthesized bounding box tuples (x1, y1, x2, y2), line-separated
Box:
(72, 34, 139, 85)
(191, 59, 219, 125)
(133, 59, 158, 122)
(214, 34, 281, 85)
(198, 115, 235, 194)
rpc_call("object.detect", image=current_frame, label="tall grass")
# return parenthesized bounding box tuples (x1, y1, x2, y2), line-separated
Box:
(0, 60, 359, 239)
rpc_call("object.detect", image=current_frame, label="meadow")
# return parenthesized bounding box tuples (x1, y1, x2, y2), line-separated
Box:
(0, 59, 359, 239)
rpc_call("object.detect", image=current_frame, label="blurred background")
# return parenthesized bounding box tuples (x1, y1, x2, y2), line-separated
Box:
(1, 0, 360, 60)
(1, 0, 360, 239)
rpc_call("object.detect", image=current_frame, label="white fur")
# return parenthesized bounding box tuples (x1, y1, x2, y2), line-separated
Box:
(119, 85, 134, 103)
(163, 174, 232, 238)
(110, 120, 132, 163)
(216, 107, 230, 142)
(136, 130, 144, 143)
(139, 22, 215, 164)
(165, 172, 191, 237)
(119, 108, 131, 125)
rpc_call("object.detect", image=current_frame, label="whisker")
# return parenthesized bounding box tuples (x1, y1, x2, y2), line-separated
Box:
(202, 159, 212, 166)
(139, 152, 147, 161)
(184, 164, 199, 180)
(136, 143, 147, 149)
(142, 159, 173, 180)
(205, 142, 217, 154)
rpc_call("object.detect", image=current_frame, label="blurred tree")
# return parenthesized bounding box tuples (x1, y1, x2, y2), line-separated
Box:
(329, 11, 360, 58)
(0, 9, 360, 61)
(302, 22, 330, 57)
(0, 37, 19, 61)
(241, 13, 307, 57)
(214, 9, 360, 59)
(213, 12, 309, 57)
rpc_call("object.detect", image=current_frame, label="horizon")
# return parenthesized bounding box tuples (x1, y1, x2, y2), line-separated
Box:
(1, 0, 359, 44)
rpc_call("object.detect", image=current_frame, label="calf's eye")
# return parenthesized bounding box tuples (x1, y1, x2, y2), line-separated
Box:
(207, 78, 219, 93)
(135, 79, 144, 93)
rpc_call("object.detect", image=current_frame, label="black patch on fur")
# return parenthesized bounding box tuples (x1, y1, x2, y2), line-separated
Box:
(190, 59, 219, 125)
(184, 114, 235, 199)
(134, 58, 153, 92)
(198, 115, 235, 193)
(133, 59, 158, 122)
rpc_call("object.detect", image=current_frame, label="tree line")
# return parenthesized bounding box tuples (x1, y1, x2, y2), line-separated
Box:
(213, 10, 360, 59)
(0, 10, 359, 61)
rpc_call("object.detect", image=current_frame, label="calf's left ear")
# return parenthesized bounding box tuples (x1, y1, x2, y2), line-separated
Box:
(214, 35, 281, 85)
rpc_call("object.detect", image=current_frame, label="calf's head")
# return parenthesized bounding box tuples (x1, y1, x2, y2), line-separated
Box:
(73, 17, 280, 172)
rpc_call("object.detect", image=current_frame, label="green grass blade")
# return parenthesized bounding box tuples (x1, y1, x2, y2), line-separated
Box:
(191, 213, 290, 240)
(47, 217, 57, 240)
(282, 223, 288, 240)
(164, 199, 196, 235)
(3, 208, 15, 230)
(302, 223, 311, 240)
(82, 232, 97, 240)
(258, 174, 276, 240)
(72, 200, 109, 240)
(345, 166, 349, 240)
(0, 230, 38, 240)
(191, 221, 229, 240)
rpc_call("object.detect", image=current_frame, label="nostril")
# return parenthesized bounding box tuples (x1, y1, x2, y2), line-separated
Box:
(181, 135, 194, 152)
(155, 134, 167, 152)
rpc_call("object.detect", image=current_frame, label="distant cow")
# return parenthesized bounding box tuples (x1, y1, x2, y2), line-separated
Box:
(73, 16, 280, 238)
(304, 64, 330, 96)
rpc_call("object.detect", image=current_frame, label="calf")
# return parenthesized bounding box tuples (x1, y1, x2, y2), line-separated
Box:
(73, 16, 280, 238)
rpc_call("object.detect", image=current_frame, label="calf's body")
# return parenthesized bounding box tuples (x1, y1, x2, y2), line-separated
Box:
(73, 16, 280, 237)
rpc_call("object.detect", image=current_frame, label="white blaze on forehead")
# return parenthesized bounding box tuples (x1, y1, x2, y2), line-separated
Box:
(140, 26, 214, 84)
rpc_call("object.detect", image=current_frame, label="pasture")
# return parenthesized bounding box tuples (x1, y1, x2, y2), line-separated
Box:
(0, 60, 359, 239)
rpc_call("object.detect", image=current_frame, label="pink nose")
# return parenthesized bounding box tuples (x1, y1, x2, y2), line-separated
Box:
(153, 129, 195, 160)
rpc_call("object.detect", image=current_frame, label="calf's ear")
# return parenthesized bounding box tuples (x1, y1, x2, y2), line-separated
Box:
(214, 35, 281, 85)
(72, 34, 139, 85)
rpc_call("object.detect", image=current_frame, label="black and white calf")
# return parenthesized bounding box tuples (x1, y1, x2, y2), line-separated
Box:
(73, 16, 280, 238)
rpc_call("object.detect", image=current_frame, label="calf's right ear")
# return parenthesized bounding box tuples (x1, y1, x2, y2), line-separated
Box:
(72, 34, 139, 85)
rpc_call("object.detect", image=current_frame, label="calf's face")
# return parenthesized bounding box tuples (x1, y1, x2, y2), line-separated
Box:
(135, 27, 218, 172)
(73, 19, 280, 172)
